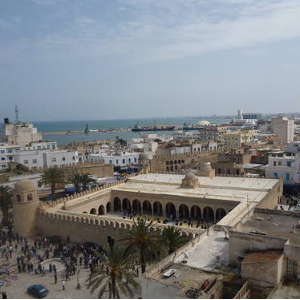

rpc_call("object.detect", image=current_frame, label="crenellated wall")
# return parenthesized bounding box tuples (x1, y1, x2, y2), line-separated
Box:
(37, 209, 199, 245)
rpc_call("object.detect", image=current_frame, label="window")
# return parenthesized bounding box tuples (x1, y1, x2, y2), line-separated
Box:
(116, 160, 119, 165)
(273, 172, 278, 178)
(72, 156, 76, 160)
(128, 158, 131, 163)
(122, 159, 125, 164)
(51, 158, 56, 162)
(32, 159, 37, 164)
(0, 150, 5, 153)
(278, 161, 282, 166)
(273, 161, 277, 166)
(24, 160, 28, 164)
(109, 160, 112, 164)
(287, 161, 292, 167)
(134, 158, 137, 163)
(1, 157, 5, 161)
(286, 173, 290, 182)
(27, 194, 33, 201)
(62, 157, 66, 161)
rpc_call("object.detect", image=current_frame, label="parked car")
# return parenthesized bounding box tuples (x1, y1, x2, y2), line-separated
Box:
(163, 269, 176, 278)
(27, 285, 49, 298)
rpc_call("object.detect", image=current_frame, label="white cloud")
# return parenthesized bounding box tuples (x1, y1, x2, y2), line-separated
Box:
(3, 0, 300, 64)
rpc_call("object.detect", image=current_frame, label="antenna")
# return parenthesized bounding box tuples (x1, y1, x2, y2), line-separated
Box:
(15, 105, 19, 123)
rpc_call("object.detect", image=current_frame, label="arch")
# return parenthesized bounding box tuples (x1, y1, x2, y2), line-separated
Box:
(132, 199, 141, 214)
(153, 202, 163, 216)
(106, 202, 111, 213)
(191, 205, 201, 219)
(122, 198, 131, 213)
(113, 197, 121, 212)
(142, 200, 152, 215)
(90, 208, 97, 214)
(98, 205, 105, 215)
(203, 207, 214, 223)
(27, 193, 33, 201)
(166, 203, 176, 219)
(216, 208, 226, 222)
(179, 204, 189, 219)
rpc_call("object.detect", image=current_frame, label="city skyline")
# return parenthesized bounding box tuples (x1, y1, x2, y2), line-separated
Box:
(1, 0, 300, 121)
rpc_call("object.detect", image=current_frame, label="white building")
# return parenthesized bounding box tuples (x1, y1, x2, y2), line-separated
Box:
(265, 142, 300, 184)
(271, 116, 294, 144)
(24, 141, 57, 151)
(0, 144, 21, 169)
(88, 151, 140, 168)
(192, 141, 218, 152)
(13, 150, 79, 169)
(4, 120, 43, 147)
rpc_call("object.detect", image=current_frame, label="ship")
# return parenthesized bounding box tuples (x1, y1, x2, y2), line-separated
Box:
(131, 124, 176, 132)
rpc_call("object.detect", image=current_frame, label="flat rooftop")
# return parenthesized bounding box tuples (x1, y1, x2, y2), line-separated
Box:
(236, 209, 300, 245)
(112, 173, 279, 203)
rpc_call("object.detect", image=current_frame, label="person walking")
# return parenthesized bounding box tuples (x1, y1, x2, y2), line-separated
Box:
(62, 280, 65, 291)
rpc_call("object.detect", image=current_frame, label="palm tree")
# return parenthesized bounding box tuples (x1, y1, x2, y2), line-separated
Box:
(80, 174, 96, 190)
(69, 172, 82, 192)
(87, 244, 139, 299)
(69, 172, 96, 192)
(120, 217, 160, 273)
(0, 186, 13, 225)
(40, 167, 65, 200)
(161, 226, 189, 255)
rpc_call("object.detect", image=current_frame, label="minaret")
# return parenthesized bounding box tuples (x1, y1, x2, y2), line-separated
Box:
(13, 180, 39, 237)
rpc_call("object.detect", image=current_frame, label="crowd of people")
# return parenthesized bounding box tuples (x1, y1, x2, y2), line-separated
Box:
(0, 229, 105, 295)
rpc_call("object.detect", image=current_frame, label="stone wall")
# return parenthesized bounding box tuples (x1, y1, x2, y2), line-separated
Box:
(37, 211, 129, 245)
(37, 209, 198, 246)
(64, 162, 113, 178)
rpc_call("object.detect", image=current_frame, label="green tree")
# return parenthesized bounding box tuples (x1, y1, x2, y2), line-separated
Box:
(68, 171, 82, 192)
(120, 217, 159, 273)
(161, 226, 188, 255)
(0, 186, 13, 225)
(88, 244, 139, 299)
(41, 167, 65, 200)
(80, 174, 96, 190)
(69, 172, 96, 192)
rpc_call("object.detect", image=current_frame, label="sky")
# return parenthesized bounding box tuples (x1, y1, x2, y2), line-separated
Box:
(0, 0, 300, 121)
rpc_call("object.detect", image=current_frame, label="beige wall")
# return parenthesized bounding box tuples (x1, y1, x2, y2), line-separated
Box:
(241, 253, 285, 287)
(36, 213, 129, 245)
(150, 151, 218, 173)
(256, 179, 282, 209)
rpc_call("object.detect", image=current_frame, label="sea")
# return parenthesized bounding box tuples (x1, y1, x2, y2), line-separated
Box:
(33, 117, 232, 145)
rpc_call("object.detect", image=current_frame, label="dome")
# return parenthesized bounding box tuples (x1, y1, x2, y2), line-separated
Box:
(15, 180, 35, 192)
(201, 162, 212, 170)
(181, 170, 199, 188)
(185, 171, 197, 180)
